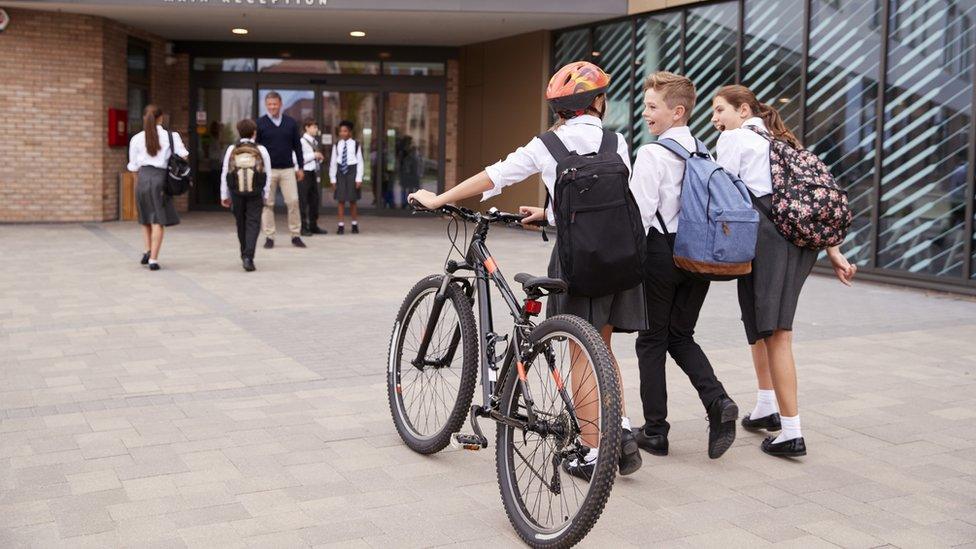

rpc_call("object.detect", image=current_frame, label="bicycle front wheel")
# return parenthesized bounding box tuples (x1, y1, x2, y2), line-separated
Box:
(387, 275, 478, 454)
(495, 314, 621, 548)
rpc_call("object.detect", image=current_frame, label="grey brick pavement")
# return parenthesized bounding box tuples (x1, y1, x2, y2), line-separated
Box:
(1, 212, 975, 548)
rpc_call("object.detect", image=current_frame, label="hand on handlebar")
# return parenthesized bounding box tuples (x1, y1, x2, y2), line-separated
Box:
(518, 206, 546, 226)
(407, 189, 443, 211)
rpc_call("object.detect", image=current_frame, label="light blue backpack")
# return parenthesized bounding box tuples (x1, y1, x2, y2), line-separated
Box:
(653, 138, 759, 281)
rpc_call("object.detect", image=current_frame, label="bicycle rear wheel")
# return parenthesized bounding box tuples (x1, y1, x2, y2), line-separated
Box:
(387, 275, 478, 454)
(495, 314, 621, 548)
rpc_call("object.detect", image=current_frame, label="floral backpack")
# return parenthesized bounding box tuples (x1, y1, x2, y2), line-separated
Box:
(748, 126, 852, 250)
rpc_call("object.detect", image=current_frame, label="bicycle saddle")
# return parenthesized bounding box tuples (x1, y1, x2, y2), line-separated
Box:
(514, 273, 568, 295)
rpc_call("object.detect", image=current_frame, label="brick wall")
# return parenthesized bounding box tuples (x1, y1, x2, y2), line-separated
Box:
(0, 7, 189, 223)
(444, 59, 459, 190)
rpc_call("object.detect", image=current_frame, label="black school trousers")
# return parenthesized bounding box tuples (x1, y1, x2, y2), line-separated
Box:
(232, 193, 264, 260)
(635, 229, 727, 436)
(298, 170, 321, 231)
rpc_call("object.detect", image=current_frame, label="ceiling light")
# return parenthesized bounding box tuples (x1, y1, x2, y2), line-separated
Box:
(778, 97, 791, 104)
(232, 28, 248, 35)
(591, 50, 601, 57)
(350, 30, 366, 37)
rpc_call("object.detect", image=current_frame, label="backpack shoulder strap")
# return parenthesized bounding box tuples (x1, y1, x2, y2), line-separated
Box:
(538, 131, 572, 163)
(598, 129, 617, 155)
(652, 138, 691, 160)
(167, 130, 175, 159)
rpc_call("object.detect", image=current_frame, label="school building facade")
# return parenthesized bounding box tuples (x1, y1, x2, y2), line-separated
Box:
(0, 0, 974, 294)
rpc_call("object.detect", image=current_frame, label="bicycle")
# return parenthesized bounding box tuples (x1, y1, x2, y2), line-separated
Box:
(387, 202, 622, 548)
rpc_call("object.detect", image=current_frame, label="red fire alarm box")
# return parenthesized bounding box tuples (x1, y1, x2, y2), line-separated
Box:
(108, 108, 128, 147)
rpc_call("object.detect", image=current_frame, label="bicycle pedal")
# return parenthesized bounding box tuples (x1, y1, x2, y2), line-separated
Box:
(451, 433, 488, 450)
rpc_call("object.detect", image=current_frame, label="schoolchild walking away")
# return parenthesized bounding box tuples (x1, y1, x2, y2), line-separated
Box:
(631, 72, 745, 460)
(408, 61, 647, 482)
(220, 119, 272, 272)
(329, 120, 364, 234)
(299, 118, 327, 235)
(257, 91, 307, 249)
(711, 85, 857, 458)
(127, 104, 188, 271)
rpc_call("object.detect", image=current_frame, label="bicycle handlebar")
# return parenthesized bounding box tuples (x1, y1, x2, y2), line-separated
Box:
(408, 199, 549, 228)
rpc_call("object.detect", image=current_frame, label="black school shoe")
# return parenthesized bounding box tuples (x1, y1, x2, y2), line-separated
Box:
(264, 238, 274, 249)
(292, 237, 306, 248)
(707, 396, 739, 459)
(561, 456, 595, 482)
(300, 228, 313, 237)
(761, 436, 806, 457)
(351, 224, 360, 234)
(149, 263, 160, 271)
(242, 258, 255, 272)
(337, 226, 345, 235)
(311, 226, 328, 234)
(742, 413, 782, 432)
(140, 252, 150, 265)
(618, 428, 643, 475)
(634, 426, 669, 456)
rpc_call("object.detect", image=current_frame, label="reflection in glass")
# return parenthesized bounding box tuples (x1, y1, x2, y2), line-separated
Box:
(192, 58, 255, 72)
(384, 93, 441, 209)
(257, 59, 379, 74)
(194, 88, 254, 208)
(553, 28, 589, 69)
(877, 0, 974, 277)
(684, 2, 738, 149)
(743, 0, 804, 131)
(382, 62, 445, 76)
(632, 13, 682, 150)
(805, 0, 883, 265)
(593, 21, 634, 140)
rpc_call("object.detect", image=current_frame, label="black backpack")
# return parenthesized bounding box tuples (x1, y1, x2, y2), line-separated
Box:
(164, 130, 192, 196)
(540, 129, 646, 298)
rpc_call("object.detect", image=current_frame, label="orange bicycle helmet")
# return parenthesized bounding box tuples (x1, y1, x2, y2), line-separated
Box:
(546, 61, 610, 115)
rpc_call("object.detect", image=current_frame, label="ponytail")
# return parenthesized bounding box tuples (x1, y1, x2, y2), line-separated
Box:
(143, 104, 163, 156)
(756, 102, 801, 149)
(715, 85, 801, 149)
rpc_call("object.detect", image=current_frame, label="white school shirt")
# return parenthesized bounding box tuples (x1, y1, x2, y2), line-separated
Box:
(630, 126, 700, 234)
(127, 126, 189, 172)
(218, 139, 273, 201)
(715, 117, 773, 197)
(329, 138, 364, 183)
(300, 133, 319, 171)
(482, 115, 632, 225)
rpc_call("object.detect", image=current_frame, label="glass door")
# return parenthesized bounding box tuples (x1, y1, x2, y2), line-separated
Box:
(319, 90, 380, 209)
(382, 92, 441, 209)
(193, 88, 253, 209)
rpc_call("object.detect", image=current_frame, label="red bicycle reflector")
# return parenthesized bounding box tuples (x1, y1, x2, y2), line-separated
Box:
(524, 300, 543, 315)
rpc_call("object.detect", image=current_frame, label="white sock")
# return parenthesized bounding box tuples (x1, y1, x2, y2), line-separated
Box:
(750, 389, 779, 419)
(773, 415, 801, 443)
(351, 220, 358, 226)
(569, 447, 599, 467)
(338, 222, 345, 227)
(621, 416, 632, 432)
(148, 259, 158, 265)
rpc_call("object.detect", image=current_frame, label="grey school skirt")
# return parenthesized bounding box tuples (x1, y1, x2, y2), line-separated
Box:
(546, 246, 649, 333)
(738, 194, 818, 345)
(136, 166, 180, 227)
(333, 170, 360, 203)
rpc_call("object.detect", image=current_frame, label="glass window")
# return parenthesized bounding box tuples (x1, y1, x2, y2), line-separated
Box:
(632, 13, 682, 149)
(382, 62, 444, 76)
(382, 93, 441, 208)
(257, 59, 380, 74)
(194, 88, 254, 207)
(684, 2, 739, 149)
(320, 91, 380, 208)
(877, 0, 974, 278)
(805, 0, 883, 266)
(127, 40, 150, 137)
(553, 28, 590, 69)
(593, 21, 634, 140)
(192, 57, 255, 72)
(742, 0, 804, 132)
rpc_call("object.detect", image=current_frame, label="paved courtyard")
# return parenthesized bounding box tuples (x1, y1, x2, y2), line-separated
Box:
(1, 212, 975, 548)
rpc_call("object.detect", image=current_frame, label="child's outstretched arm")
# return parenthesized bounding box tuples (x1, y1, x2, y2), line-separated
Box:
(408, 171, 494, 210)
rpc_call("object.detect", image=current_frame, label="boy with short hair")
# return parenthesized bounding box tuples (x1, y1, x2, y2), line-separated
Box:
(299, 118, 326, 236)
(631, 71, 739, 459)
(221, 118, 272, 272)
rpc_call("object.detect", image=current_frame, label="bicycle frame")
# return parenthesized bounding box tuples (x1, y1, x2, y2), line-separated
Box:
(410, 209, 582, 441)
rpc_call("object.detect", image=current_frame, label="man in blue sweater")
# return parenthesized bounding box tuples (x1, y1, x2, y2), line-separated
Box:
(257, 91, 306, 248)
